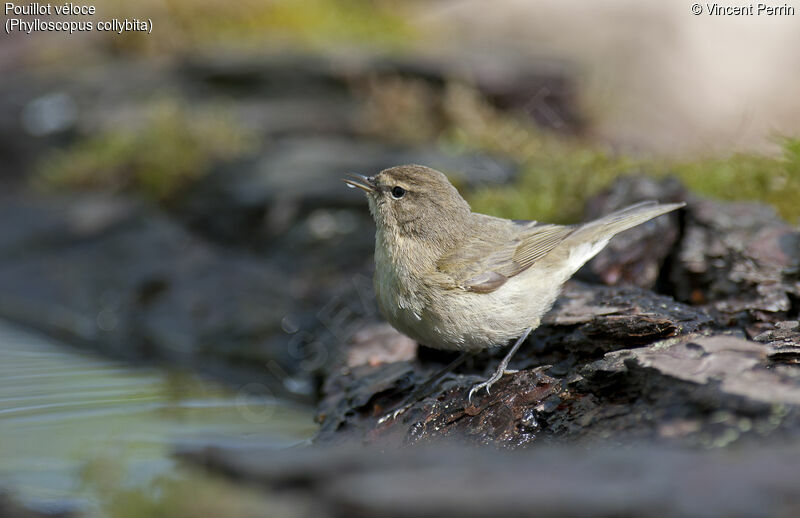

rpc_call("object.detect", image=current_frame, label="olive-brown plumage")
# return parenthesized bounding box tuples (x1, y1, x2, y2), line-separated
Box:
(344, 165, 684, 400)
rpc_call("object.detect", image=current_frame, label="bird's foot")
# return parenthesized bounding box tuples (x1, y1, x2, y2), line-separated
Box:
(467, 368, 518, 404)
(467, 327, 532, 404)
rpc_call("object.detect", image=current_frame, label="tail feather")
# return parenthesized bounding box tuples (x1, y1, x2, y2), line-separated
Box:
(575, 201, 685, 239)
(557, 200, 685, 275)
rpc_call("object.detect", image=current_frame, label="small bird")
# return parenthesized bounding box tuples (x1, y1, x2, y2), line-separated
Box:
(344, 165, 684, 406)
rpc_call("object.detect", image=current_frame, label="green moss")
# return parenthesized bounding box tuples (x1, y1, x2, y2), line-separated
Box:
(468, 136, 800, 225)
(100, 0, 415, 55)
(670, 139, 800, 223)
(467, 145, 641, 224)
(34, 98, 255, 202)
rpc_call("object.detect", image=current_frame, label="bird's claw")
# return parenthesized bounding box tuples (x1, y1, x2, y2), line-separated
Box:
(467, 369, 516, 404)
(467, 384, 485, 404)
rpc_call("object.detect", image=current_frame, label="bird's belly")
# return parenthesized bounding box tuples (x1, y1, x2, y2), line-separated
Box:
(379, 267, 564, 352)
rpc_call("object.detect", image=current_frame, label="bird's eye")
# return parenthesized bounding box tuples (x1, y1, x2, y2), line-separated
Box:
(391, 186, 406, 199)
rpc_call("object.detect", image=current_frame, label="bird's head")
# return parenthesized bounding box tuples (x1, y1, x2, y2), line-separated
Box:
(344, 165, 471, 244)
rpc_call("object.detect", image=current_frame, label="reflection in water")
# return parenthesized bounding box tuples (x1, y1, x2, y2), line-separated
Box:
(0, 320, 316, 513)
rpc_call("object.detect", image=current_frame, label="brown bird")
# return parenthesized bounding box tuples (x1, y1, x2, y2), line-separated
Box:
(344, 165, 684, 412)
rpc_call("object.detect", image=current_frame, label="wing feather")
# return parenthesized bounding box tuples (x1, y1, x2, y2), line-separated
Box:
(436, 201, 684, 294)
(437, 217, 574, 293)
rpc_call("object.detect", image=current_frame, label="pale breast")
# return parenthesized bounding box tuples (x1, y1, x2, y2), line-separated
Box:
(420, 265, 563, 351)
(375, 257, 564, 352)
(372, 225, 569, 352)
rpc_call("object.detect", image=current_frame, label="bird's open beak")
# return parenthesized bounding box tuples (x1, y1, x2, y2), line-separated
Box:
(342, 173, 376, 193)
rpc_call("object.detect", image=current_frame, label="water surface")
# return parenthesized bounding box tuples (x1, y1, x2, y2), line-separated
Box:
(0, 320, 316, 513)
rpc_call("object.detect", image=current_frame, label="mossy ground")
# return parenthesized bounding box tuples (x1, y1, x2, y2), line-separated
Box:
(466, 135, 800, 225)
(34, 98, 255, 202)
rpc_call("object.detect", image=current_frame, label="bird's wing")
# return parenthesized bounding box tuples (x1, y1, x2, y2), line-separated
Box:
(437, 217, 574, 294)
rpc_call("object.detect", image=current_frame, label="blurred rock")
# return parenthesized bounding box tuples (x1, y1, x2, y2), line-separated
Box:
(20, 93, 78, 137)
(176, 136, 517, 245)
(0, 194, 312, 399)
(752, 320, 800, 346)
(670, 198, 800, 324)
(180, 51, 583, 133)
(751, 320, 800, 369)
(0, 61, 172, 181)
(178, 442, 800, 518)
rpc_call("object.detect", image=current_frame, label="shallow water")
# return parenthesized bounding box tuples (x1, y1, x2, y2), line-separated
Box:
(0, 320, 316, 514)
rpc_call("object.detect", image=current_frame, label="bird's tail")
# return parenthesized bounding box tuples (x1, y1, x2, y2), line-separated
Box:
(555, 200, 685, 276)
(574, 200, 685, 240)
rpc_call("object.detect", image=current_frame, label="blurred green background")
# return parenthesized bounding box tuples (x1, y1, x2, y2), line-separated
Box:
(5, 0, 800, 222)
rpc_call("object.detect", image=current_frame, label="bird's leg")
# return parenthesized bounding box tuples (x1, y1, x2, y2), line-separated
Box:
(468, 327, 533, 404)
(377, 351, 473, 424)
